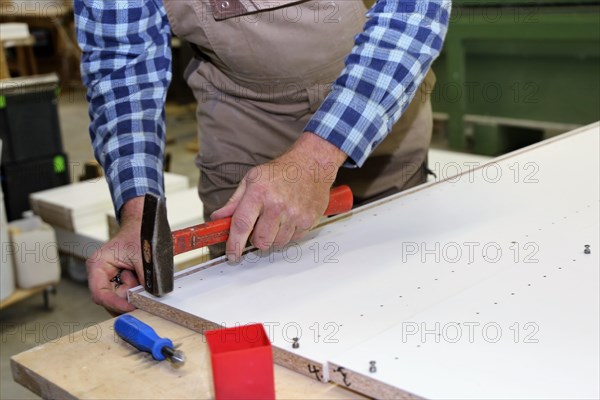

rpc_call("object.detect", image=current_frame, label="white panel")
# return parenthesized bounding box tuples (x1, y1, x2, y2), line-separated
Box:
(427, 148, 492, 183)
(135, 123, 600, 399)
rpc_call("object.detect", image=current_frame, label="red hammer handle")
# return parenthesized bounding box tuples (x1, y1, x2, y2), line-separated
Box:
(172, 185, 353, 256)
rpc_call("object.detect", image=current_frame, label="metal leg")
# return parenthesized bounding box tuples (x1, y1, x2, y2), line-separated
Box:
(43, 286, 57, 311)
(446, 37, 467, 151)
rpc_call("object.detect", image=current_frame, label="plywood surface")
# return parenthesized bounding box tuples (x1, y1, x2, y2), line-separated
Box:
(11, 309, 365, 400)
(131, 123, 600, 399)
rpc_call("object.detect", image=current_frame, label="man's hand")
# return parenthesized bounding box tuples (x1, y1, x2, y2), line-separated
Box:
(86, 197, 145, 315)
(211, 132, 347, 262)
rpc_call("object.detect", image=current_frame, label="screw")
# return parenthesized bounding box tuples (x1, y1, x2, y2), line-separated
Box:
(292, 337, 299, 349)
(584, 245, 591, 254)
(369, 360, 376, 373)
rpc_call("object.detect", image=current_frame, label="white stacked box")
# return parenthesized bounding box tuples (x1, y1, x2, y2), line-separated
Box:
(0, 22, 29, 41)
(107, 188, 208, 269)
(107, 187, 204, 237)
(0, 191, 15, 300)
(158, 188, 207, 269)
(30, 172, 189, 232)
(0, 200, 15, 300)
(1, 140, 17, 301)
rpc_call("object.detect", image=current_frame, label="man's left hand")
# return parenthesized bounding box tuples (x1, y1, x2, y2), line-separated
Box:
(210, 132, 347, 262)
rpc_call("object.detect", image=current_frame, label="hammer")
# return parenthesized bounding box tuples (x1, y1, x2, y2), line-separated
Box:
(140, 185, 354, 297)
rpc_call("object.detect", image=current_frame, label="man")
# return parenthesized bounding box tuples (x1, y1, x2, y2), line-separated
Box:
(75, 0, 450, 314)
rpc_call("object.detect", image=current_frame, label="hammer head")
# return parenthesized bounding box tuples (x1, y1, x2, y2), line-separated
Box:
(140, 193, 173, 297)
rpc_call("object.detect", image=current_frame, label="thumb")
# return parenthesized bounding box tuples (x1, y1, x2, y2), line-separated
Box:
(211, 179, 247, 220)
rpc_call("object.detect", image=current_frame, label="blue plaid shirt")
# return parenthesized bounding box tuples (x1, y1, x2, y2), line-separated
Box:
(75, 0, 450, 216)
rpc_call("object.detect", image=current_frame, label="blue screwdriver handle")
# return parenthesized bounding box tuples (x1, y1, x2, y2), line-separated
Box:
(115, 315, 173, 361)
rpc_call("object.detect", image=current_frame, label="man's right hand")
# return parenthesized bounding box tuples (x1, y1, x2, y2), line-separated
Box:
(86, 197, 145, 315)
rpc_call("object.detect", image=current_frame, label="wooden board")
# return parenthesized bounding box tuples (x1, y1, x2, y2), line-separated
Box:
(129, 123, 600, 399)
(0, 42, 10, 79)
(10, 309, 365, 400)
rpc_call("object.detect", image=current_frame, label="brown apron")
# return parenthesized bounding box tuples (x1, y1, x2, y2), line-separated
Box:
(163, 0, 435, 219)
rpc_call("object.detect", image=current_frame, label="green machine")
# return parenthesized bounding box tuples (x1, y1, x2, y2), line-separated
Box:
(431, 0, 600, 155)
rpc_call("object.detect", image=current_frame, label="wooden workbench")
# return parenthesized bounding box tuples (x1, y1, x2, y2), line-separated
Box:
(11, 310, 365, 399)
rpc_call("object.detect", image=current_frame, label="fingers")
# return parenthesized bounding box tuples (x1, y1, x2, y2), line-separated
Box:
(291, 227, 310, 243)
(271, 217, 295, 249)
(251, 204, 283, 250)
(226, 192, 262, 262)
(86, 230, 142, 315)
(231, 197, 315, 258)
(86, 259, 136, 315)
(211, 179, 247, 220)
(119, 269, 138, 288)
(218, 160, 333, 262)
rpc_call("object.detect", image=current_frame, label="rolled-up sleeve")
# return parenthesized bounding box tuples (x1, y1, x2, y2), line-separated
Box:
(75, 0, 172, 217)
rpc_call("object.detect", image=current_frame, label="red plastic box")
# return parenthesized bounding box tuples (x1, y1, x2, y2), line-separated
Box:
(205, 323, 275, 399)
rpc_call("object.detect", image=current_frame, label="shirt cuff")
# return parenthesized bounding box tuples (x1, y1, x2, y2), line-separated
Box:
(304, 86, 389, 169)
(105, 155, 164, 220)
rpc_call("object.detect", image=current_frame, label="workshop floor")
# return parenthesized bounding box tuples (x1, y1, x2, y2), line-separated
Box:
(0, 88, 488, 400)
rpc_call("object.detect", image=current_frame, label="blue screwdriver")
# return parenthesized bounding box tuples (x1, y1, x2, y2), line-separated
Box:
(114, 315, 186, 365)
